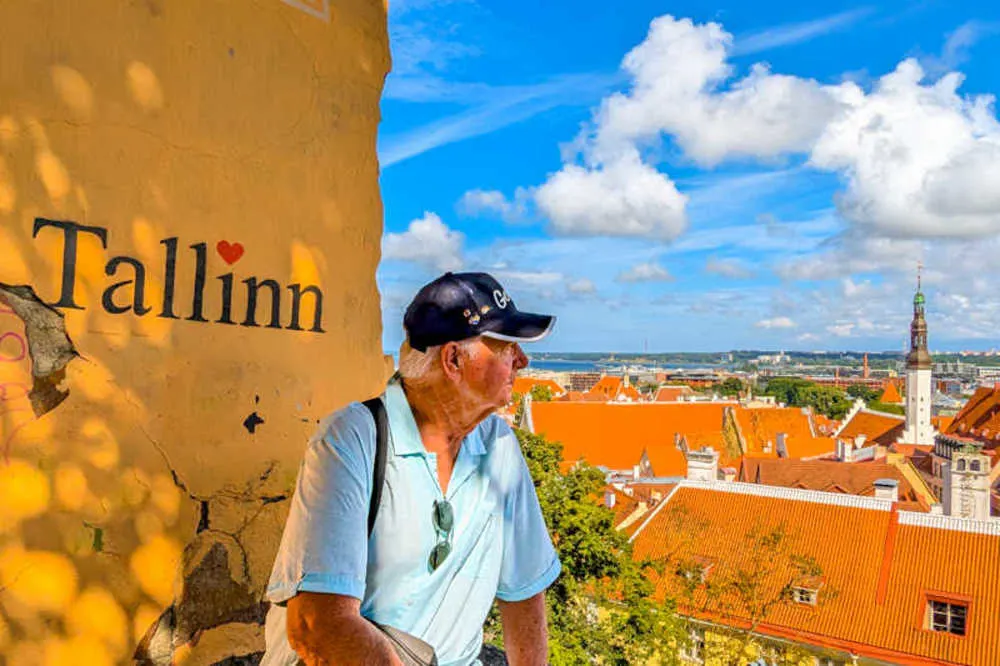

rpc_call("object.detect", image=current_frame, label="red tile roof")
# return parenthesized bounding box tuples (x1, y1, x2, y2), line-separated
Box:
(586, 375, 624, 401)
(654, 386, 694, 402)
(737, 458, 927, 511)
(734, 407, 820, 457)
(838, 410, 905, 447)
(880, 381, 904, 404)
(512, 376, 565, 397)
(630, 483, 1000, 665)
(530, 402, 734, 474)
(946, 386, 1000, 448)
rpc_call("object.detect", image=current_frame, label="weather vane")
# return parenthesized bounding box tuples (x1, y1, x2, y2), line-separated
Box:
(917, 261, 923, 290)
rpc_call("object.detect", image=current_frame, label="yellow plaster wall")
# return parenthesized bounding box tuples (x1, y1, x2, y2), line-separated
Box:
(0, 1, 390, 663)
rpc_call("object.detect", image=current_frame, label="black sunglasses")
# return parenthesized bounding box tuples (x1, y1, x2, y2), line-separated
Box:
(429, 499, 454, 571)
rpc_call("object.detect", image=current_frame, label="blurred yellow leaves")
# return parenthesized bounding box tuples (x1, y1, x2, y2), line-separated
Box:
(54, 464, 88, 511)
(0, 460, 50, 530)
(129, 535, 181, 606)
(0, 547, 78, 612)
(66, 587, 128, 658)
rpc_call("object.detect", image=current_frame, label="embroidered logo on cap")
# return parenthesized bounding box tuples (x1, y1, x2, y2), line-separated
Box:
(493, 289, 510, 309)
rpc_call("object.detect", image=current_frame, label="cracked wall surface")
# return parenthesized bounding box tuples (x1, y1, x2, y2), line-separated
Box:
(0, 1, 391, 664)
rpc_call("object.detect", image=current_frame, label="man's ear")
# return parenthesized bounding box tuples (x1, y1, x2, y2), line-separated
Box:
(439, 342, 463, 382)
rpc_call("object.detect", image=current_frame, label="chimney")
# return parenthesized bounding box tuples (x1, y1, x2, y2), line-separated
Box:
(837, 438, 854, 463)
(686, 446, 719, 482)
(873, 478, 899, 502)
(604, 489, 616, 509)
(776, 432, 788, 458)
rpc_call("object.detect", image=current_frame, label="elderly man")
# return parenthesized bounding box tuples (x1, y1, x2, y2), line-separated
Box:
(263, 272, 560, 666)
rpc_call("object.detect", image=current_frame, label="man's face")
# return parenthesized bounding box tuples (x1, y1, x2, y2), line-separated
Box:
(460, 337, 528, 410)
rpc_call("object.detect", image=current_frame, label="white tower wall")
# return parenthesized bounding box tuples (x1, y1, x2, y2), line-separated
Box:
(901, 368, 934, 445)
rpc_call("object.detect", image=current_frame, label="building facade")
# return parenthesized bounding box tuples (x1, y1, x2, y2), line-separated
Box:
(0, 2, 390, 663)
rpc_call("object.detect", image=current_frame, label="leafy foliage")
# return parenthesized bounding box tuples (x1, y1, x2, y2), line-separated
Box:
(529, 384, 554, 402)
(869, 401, 905, 416)
(485, 430, 683, 665)
(716, 377, 745, 397)
(846, 384, 880, 403)
(762, 377, 852, 419)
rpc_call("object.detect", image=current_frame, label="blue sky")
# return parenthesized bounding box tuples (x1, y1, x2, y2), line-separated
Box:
(376, 1, 1000, 354)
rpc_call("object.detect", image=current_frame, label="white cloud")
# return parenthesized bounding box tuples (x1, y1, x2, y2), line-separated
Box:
(809, 59, 1000, 237)
(922, 21, 997, 76)
(755, 316, 796, 329)
(705, 257, 755, 279)
(492, 270, 563, 286)
(616, 261, 673, 283)
(732, 8, 875, 56)
(591, 15, 849, 166)
(827, 322, 856, 337)
(535, 151, 687, 239)
(382, 212, 464, 271)
(567, 278, 597, 294)
(458, 187, 531, 223)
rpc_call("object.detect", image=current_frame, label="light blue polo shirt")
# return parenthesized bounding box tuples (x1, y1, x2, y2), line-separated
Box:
(264, 380, 561, 666)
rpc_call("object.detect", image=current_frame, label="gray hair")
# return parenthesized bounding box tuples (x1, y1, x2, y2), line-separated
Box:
(398, 337, 481, 384)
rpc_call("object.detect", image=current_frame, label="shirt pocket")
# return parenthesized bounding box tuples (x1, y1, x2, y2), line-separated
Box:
(454, 511, 503, 582)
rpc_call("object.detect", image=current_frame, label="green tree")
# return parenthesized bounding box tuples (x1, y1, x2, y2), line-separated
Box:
(484, 430, 684, 665)
(761, 377, 813, 406)
(846, 384, 879, 403)
(798, 385, 852, 420)
(717, 377, 745, 397)
(530, 384, 554, 402)
(763, 378, 852, 419)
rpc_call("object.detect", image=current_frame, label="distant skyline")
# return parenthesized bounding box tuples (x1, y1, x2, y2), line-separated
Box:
(377, 1, 1000, 353)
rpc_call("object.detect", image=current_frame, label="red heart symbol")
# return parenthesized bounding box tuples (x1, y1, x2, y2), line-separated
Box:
(216, 240, 244, 265)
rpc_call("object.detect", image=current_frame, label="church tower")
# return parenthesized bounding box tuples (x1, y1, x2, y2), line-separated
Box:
(899, 267, 934, 445)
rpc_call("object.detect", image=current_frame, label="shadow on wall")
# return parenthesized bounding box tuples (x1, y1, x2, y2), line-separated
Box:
(0, 35, 386, 663)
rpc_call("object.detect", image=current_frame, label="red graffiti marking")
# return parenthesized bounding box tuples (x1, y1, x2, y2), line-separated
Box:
(216, 240, 245, 265)
(0, 309, 34, 462)
(0, 332, 26, 363)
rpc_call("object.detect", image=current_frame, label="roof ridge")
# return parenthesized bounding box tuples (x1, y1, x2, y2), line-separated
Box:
(675, 479, 895, 511)
(898, 511, 1000, 536)
(627, 483, 683, 543)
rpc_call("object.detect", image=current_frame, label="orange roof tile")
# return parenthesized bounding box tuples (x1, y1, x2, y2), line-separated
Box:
(512, 376, 565, 397)
(585, 375, 624, 401)
(630, 484, 1000, 665)
(530, 402, 734, 474)
(838, 410, 905, 447)
(733, 407, 827, 458)
(604, 486, 641, 525)
(738, 459, 925, 509)
(654, 386, 694, 402)
(932, 415, 955, 432)
(620, 385, 642, 401)
(880, 381, 904, 404)
(946, 386, 1000, 448)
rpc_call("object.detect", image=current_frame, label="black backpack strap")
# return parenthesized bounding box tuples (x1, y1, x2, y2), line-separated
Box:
(361, 397, 388, 537)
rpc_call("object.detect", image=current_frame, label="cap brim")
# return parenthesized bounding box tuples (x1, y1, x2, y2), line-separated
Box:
(481, 312, 555, 344)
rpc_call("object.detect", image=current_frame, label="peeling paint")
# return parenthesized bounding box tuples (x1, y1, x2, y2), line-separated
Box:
(0, 283, 78, 416)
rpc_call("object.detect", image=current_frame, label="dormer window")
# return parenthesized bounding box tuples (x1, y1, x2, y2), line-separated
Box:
(792, 586, 819, 605)
(927, 599, 967, 636)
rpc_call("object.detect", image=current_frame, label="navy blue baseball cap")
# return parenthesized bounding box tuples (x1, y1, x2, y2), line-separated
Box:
(404, 272, 556, 352)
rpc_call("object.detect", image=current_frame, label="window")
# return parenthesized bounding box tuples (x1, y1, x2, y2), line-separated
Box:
(958, 459, 967, 472)
(928, 599, 967, 636)
(679, 628, 705, 663)
(971, 460, 982, 472)
(792, 586, 819, 605)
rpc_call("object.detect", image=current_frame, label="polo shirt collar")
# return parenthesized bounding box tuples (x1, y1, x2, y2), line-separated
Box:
(384, 379, 487, 457)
